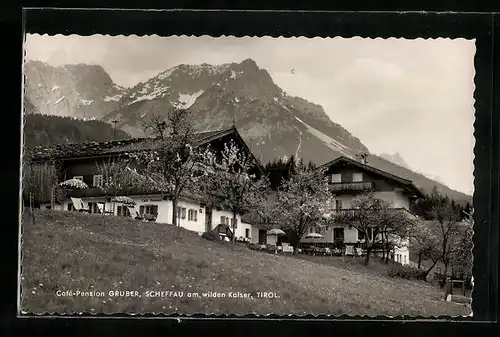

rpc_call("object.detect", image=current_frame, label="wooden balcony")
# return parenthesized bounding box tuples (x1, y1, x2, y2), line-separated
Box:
(329, 181, 374, 192)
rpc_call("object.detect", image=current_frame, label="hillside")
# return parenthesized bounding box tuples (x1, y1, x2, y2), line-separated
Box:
(21, 210, 470, 316)
(23, 114, 130, 147)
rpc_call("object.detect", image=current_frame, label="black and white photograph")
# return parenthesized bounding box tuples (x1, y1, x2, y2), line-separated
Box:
(20, 32, 475, 317)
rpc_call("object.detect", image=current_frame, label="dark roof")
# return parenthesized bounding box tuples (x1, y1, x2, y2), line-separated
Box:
(320, 156, 425, 199)
(24, 128, 232, 162)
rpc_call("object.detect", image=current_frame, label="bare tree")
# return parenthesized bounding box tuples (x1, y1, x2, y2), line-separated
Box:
(408, 219, 441, 278)
(199, 139, 264, 242)
(141, 110, 168, 139)
(332, 192, 417, 265)
(273, 162, 333, 254)
(96, 156, 146, 214)
(426, 193, 463, 285)
(132, 108, 201, 238)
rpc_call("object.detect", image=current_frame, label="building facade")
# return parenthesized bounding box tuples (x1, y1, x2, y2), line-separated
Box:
(26, 127, 261, 236)
(300, 156, 424, 264)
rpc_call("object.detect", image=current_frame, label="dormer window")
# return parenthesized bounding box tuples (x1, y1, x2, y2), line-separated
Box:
(331, 173, 342, 183)
(93, 174, 104, 187)
(352, 173, 363, 182)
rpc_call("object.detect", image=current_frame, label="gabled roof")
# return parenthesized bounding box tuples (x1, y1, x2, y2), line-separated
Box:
(320, 156, 425, 198)
(25, 127, 258, 165)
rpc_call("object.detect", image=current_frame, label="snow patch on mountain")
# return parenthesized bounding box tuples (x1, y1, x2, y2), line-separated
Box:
(230, 70, 243, 79)
(129, 86, 171, 105)
(175, 90, 204, 109)
(157, 68, 175, 80)
(104, 94, 122, 102)
(78, 98, 94, 106)
(54, 96, 65, 105)
(294, 116, 356, 158)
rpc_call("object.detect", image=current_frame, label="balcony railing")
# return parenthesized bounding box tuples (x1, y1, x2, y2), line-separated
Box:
(329, 181, 373, 192)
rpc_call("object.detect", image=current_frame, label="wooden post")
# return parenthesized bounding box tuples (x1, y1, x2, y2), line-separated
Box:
(51, 185, 56, 210)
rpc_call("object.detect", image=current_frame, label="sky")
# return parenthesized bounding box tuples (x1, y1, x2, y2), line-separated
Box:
(24, 34, 476, 195)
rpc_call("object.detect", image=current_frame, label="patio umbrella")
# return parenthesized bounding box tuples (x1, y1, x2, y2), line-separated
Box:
(267, 228, 286, 236)
(111, 196, 136, 205)
(305, 232, 324, 239)
(59, 178, 88, 189)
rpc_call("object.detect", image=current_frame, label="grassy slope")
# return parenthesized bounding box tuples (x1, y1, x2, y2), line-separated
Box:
(21, 210, 470, 316)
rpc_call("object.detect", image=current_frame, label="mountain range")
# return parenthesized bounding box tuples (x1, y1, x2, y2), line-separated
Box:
(23, 59, 471, 203)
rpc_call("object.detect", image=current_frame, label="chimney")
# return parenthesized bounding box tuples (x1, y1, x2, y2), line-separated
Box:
(357, 153, 368, 164)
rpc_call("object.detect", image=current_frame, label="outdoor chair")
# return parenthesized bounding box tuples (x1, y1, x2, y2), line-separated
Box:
(70, 197, 90, 213)
(345, 245, 354, 256)
(282, 242, 294, 254)
(97, 202, 113, 215)
(132, 210, 146, 221)
(333, 248, 343, 256)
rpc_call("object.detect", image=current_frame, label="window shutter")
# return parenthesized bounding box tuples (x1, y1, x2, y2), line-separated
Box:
(194, 210, 197, 221)
(220, 216, 224, 225)
(140, 205, 145, 214)
(181, 208, 186, 219)
(153, 205, 158, 215)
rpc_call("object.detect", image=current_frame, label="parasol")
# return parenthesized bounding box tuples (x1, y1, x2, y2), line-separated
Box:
(111, 196, 136, 205)
(59, 178, 88, 189)
(305, 232, 324, 239)
(267, 228, 286, 236)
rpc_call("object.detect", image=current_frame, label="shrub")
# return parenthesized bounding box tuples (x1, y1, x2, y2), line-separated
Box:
(387, 263, 427, 281)
(201, 230, 220, 242)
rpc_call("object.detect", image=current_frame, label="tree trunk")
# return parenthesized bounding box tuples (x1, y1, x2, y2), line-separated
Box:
(381, 233, 386, 261)
(424, 259, 438, 279)
(291, 235, 300, 255)
(231, 211, 237, 243)
(385, 247, 390, 264)
(172, 198, 180, 238)
(172, 199, 178, 227)
(364, 247, 372, 265)
(51, 185, 55, 210)
(441, 262, 449, 288)
(30, 192, 36, 226)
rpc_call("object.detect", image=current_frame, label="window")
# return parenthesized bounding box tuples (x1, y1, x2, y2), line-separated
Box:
(331, 173, 342, 183)
(88, 202, 99, 214)
(73, 176, 83, 181)
(140, 204, 158, 215)
(231, 218, 238, 228)
(220, 216, 229, 225)
(67, 203, 74, 211)
(352, 173, 363, 182)
(333, 228, 344, 240)
(245, 228, 250, 238)
(117, 205, 131, 217)
(176, 207, 186, 219)
(358, 230, 365, 241)
(335, 199, 343, 210)
(188, 209, 198, 221)
(93, 174, 104, 187)
(309, 227, 315, 234)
